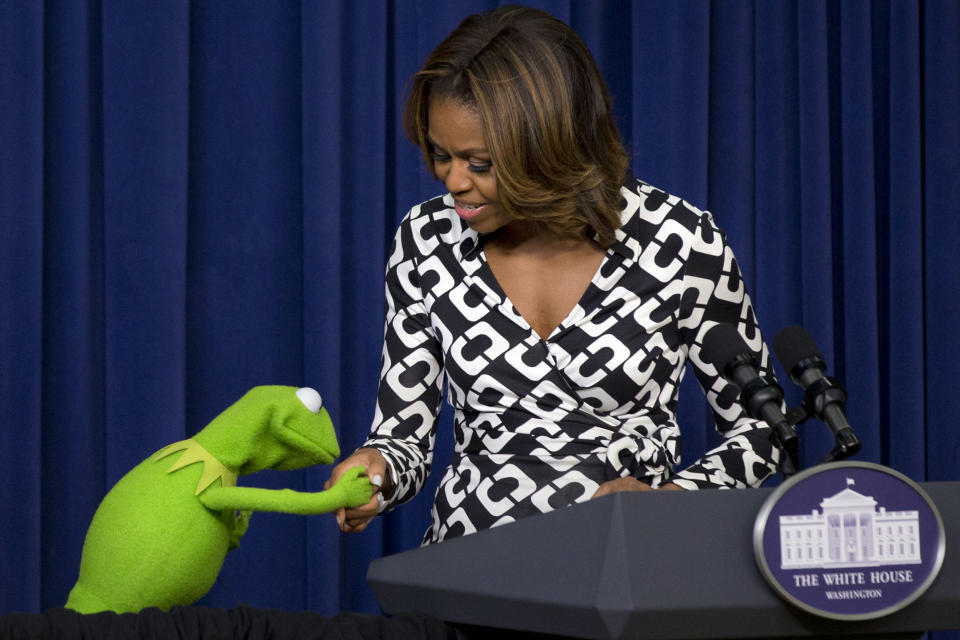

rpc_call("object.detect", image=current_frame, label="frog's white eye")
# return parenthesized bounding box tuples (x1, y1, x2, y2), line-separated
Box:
(296, 387, 323, 414)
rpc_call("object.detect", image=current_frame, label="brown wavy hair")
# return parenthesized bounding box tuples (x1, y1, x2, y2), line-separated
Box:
(402, 5, 629, 248)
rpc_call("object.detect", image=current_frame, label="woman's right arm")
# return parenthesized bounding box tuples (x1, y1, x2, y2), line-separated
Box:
(327, 212, 446, 532)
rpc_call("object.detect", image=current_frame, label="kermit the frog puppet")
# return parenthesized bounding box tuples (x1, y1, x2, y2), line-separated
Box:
(65, 385, 374, 614)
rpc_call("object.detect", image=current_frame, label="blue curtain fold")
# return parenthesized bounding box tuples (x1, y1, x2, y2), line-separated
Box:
(0, 0, 44, 613)
(1, 3, 958, 636)
(794, 0, 838, 462)
(38, 0, 108, 609)
(924, 1, 960, 489)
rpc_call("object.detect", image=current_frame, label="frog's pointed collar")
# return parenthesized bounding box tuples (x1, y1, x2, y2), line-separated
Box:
(154, 439, 238, 496)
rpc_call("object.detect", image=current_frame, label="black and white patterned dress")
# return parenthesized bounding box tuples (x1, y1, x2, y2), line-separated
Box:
(364, 177, 779, 544)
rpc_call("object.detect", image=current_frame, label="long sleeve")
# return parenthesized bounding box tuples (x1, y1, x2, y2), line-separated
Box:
(670, 209, 780, 489)
(363, 212, 446, 510)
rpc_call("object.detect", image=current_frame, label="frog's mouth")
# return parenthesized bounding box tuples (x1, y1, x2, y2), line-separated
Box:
(275, 413, 340, 469)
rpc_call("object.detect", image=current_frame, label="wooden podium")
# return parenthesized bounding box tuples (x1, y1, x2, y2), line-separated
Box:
(367, 482, 960, 639)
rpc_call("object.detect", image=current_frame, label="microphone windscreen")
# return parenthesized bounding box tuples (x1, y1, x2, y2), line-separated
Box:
(701, 323, 750, 371)
(772, 325, 824, 373)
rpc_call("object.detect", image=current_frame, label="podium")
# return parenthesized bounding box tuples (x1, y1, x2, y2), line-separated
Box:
(367, 482, 960, 639)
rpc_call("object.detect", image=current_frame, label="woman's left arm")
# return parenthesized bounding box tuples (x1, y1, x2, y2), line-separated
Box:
(670, 207, 780, 490)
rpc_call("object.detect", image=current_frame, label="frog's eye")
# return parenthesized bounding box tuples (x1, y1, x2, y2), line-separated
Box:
(296, 387, 323, 414)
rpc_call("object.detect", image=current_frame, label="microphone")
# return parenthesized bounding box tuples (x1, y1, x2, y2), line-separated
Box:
(701, 323, 798, 476)
(772, 325, 860, 462)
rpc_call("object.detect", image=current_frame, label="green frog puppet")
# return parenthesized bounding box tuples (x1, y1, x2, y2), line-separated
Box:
(64, 385, 374, 614)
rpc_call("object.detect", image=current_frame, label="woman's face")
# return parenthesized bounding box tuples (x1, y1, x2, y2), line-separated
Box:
(427, 99, 509, 234)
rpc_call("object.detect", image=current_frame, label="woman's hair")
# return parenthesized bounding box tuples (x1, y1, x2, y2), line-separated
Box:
(402, 5, 629, 247)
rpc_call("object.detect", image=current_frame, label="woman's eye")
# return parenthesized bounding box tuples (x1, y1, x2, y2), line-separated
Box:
(469, 162, 492, 173)
(431, 150, 450, 163)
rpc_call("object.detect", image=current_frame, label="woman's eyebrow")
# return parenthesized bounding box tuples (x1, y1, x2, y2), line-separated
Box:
(426, 135, 489, 157)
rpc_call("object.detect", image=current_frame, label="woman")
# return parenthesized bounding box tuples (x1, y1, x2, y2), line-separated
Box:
(325, 5, 779, 544)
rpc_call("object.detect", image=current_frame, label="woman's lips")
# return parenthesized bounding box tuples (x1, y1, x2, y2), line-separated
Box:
(454, 200, 488, 220)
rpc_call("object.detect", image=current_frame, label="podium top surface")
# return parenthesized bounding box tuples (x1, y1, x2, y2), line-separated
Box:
(367, 481, 960, 639)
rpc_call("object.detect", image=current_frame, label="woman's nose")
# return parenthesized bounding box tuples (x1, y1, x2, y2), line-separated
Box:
(444, 161, 472, 194)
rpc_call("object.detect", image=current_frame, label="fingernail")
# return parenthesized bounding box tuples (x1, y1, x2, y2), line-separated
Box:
(336, 515, 343, 527)
(371, 474, 383, 487)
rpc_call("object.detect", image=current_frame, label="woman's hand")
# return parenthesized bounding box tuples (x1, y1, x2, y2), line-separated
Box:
(591, 477, 685, 498)
(324, 448, 391, 533)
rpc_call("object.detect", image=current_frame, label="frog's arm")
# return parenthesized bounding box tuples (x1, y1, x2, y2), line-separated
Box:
(199, 466, 373, 515)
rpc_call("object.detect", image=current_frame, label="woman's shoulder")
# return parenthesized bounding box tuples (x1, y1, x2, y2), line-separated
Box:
(392, 193, 477, 260)
(620, 177, 711, 228)
(609, 177, 725, 264)
(615, 177, 718, 246)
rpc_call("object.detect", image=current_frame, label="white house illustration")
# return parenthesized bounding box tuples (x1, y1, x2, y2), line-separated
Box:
(779, 479, 921, 569)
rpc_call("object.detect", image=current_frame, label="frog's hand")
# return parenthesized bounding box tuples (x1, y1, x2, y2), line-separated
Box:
(199, 467, 374, 515)
(229, 510, 252, 550)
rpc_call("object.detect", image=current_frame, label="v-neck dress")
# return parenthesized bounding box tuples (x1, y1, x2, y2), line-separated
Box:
(364, 177, 780, 545)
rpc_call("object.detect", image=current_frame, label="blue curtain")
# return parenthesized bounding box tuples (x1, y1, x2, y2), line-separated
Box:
(1, 0, 958, 633)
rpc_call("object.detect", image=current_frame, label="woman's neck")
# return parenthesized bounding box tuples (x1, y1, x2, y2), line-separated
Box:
(487, 220, 595, 255)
